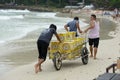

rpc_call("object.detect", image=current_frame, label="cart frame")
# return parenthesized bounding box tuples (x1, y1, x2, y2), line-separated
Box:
(49, 33, 89, 70)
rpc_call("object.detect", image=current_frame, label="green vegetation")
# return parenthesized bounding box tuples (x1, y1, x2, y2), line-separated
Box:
(0, 0, 119, 9)
(90, 0, 120, 9)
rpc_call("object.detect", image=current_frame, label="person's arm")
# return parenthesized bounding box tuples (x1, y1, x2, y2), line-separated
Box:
(76, 21, 82, 33)
(84, 21, 95, 33)
(64, 24, 69, 31)
(54, 33, 62, 43)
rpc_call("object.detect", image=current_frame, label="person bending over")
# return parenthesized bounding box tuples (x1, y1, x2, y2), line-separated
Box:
(34, 24, 61, 73)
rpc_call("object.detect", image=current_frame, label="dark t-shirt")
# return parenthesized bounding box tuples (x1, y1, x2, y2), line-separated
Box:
(38, 28, 57, 44)
(67, 20, 79, 32)
(67, 20, 79, 36)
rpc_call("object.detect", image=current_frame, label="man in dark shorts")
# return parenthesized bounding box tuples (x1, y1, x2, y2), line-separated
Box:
(84, 14, 100, 59)
(34, 24, 61, 73)
(64, 17, 82, 36)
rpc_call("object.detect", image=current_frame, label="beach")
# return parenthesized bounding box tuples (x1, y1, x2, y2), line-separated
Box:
(0, 10, 120, 80)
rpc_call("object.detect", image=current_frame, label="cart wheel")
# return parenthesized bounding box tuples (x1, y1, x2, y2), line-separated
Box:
(52, 52, 62, 70)
(81, 47, 89, 65)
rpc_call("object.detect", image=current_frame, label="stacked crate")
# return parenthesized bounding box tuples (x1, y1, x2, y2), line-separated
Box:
(49, 32, 85, 59)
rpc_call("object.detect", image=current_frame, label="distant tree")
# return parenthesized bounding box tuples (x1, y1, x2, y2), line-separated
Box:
(90, 0, 110, 9)
(0, 0, 5, 3)
(0, 0, 119, 9)
(33, 0, 38, 5)
(109, 0, 120, 8)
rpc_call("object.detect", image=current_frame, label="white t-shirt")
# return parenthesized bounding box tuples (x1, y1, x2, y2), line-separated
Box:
(88, 20, 100, 39)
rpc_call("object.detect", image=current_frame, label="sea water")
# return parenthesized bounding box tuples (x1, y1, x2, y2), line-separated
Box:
(0, 9, 88, 44)
(0, 9, 88, 76)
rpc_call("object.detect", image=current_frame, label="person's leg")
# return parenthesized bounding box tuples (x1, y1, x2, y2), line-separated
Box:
(38, 59, 44, 71)
(93, 38, 99, 59)
(34, 58, 44, 73)
(90, 45, 93, 57)
(35, 40, 49, 73)
(93, 47, 98, 59)
(89, 38, 93, 57)
(35, 40, 42, 73)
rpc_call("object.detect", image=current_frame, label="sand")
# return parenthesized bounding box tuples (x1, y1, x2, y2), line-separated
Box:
(0, 11, 120, 80)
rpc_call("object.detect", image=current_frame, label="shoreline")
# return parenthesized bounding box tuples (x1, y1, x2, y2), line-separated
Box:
(0, 10, 120, 80)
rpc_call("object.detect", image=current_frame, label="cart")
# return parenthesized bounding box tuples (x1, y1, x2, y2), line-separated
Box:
(49, 32, 89, 70)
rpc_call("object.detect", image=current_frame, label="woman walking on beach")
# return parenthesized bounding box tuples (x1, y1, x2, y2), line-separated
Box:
(84, 14, 100, 59)
(34, 24, 61, 73)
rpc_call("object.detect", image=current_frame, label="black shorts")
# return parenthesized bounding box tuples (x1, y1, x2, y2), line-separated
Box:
(37, 40, 49, 60)
(89, 38, 99, 48)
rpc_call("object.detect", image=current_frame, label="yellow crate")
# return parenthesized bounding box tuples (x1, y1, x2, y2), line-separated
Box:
(72, 39, 80, 48)
(49, 50, 57, 54)
(58, 33, 68, 42)
(67, 49, 78, 59)
(49, 52, 54, 59)
(49, 32, 85, 59)
(74, 48, 81, 56)
(74, 37, 85, 45)
(60, 41, 77, 53)
(50, 41, 60, 50)
(66, 32, 76, 41)
(58, 32, 76, 42)
(77, 45, 83, 50)
(49, 50, 62, 59)
(67, 53, 74, 59)
(49, 41, 62, 56)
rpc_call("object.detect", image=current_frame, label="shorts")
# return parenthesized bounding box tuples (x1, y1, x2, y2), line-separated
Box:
(89, 38, 99, 48)
(37, 40, 49, 60)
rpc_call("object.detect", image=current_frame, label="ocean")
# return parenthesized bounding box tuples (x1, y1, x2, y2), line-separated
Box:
(0, 9, 88, 44)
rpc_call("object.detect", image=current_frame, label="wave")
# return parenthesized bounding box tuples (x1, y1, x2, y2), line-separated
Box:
(0, 41, 5, 43)
(0, 16, 10, 20)
(0, 11, 88, 46)
(36, 12, 56, 18)
(0, 15, 24, 20)
(0, 9, 30, 13)
(10, 15, 24, 19)
(0, 24, 40, 45)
